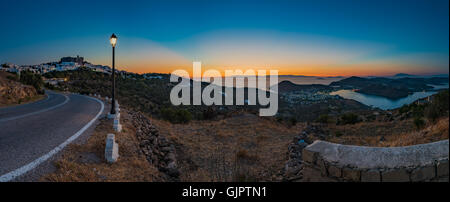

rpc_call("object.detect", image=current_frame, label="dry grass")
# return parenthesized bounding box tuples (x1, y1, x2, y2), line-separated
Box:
(40, 103, 448, 181)
(378, 117, 449, 147)
(41, 110, 162, 182)
(0, 71, 44, 107)
(151, 113, 303, 182)
(0, 94, 46, 108)
(326, 117, 449, 147)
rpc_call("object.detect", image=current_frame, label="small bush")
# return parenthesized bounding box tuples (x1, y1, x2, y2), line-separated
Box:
(288, 117, 297, 126)
(413, 117, 425, 129)
(232, 149, 258, 182)
(202, 107, 217, 120)
(19, 70, 44, 94)
(366, 114, 376, 121)
(276, 116, 283, 123)
(316, 114, 330, 124)
(6, 75, 18, 81)
(160, 107, 192, 124)
(236, 149, 249, 159)
(425, 90, 449, 122)
(399, 105, 410, 114)
(339, 113, 360, 125)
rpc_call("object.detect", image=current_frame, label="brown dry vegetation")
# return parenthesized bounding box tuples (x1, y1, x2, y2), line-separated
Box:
(378, 117, 449, 147)
(151, 113, 303, 182)
(0, 71, 43, 107)
(0, 94, 45, 108)
(326, 117, 449, 147)
(41, 110, 163, 182)
(41, 101, 448, 182)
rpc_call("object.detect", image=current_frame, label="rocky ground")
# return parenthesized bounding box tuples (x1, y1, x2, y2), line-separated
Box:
(283, 116, 449, 181)
(40, 92, 448, 182)
(42, 107, 177, 181)
(0, 71, 41, 107)
(130, 111, 180, 180)
(283, 124, 324, 181)
(150, 113, 303, 182)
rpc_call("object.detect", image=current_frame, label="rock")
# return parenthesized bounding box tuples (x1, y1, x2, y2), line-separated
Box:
(381, 169, 409, 182)
(161, 146, 172, 153)
(298, 142, 308, 150)
(437, 159, 449, 177)
(285, 165, 301, 176)
(166, 161, 180, 177)
(129, 110, 180, 180)
(342, 168, 361, 182)
(361, 169, 381, 182)
(165, 153, 176, 162)
(411, 165, 435, 182)
(328, 165, 342, 178)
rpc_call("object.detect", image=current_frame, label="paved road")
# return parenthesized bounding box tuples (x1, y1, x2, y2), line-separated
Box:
(0, 91, 104, 181)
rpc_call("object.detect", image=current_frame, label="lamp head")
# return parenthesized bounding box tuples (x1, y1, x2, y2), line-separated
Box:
(110, 33, 117, 47)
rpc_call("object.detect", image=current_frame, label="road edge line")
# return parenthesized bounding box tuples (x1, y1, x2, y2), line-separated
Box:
(0, 94, 105, 182)
(0, 93, 69, 122)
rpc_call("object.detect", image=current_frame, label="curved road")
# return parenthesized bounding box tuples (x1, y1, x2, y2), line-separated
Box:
(0, 91, 104, 181)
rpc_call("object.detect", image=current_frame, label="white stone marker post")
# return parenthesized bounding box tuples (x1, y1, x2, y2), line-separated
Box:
(113, 118, 122, 132)
(105, 134, 119, 163)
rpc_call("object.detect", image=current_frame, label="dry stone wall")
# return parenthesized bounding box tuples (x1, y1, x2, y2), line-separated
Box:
(302, 140, 449, 182)
(130, 111, 180, 181)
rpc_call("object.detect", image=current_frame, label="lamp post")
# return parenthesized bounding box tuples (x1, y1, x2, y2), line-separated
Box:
(110, 33, 117, 115)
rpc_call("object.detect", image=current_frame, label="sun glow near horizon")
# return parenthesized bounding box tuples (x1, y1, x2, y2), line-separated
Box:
(87, 32, 449, 77)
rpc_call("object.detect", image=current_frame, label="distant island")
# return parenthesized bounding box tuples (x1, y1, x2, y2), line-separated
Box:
(330, 76, 449, 99)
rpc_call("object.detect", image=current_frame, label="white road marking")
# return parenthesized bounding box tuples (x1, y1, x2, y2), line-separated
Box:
(0, 94, 69, 122)
(0, 93, 50, 110)
(0, 94, 105, 182)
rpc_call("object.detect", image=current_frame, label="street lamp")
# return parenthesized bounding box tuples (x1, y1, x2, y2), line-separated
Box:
(110, 33, 117, 116)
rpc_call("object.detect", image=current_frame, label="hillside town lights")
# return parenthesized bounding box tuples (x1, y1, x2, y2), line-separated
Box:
(110, 33, 117, 115)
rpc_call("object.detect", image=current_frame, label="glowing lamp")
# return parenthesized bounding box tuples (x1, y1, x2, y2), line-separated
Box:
(110, 33, 117, 47)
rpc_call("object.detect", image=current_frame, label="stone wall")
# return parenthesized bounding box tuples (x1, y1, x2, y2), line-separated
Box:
(129, 111, 180, 181)
(302, 140, 449, 182)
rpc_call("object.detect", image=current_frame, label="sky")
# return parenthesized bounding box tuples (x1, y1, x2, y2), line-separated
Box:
(0, 0, 448, 76)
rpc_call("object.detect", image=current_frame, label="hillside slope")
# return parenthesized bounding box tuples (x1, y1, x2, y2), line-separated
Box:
(0, 71, 39, 107)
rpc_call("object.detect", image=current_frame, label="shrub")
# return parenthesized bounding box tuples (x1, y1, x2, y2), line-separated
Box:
(340, 113, 360, 125)
(425, 90, 449, 122)
(276, 116, 283, 123)
(232, 149, 258, 182)
(288, 116, 297, 126)
(19, 70, 44, 94)
(413, 117, 425, 129)
(176, 109, 193, 123)
(6, 75, 18, 81)
(399, 105, 410, 114)
(160, 107, 192, 124)
(202, 107, 217, 120)
(366, 114, 376, 121)
(316, 114, 330, 124)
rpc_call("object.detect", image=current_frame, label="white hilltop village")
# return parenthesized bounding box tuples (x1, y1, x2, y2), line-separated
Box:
(0, 55, 164, 80)
(1, 56, 111, 74)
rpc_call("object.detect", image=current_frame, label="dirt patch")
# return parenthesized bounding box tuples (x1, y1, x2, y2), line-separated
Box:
(41, 110, 163, 182)
(151, 113, 303, 182)
(307, 117, 448, 147)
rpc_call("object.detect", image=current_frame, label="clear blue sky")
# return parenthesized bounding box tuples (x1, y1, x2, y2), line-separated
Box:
(0, 0, 448, 76)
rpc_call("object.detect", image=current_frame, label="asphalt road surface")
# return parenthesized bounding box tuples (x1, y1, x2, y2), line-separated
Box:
(0, 91, 104, 181)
